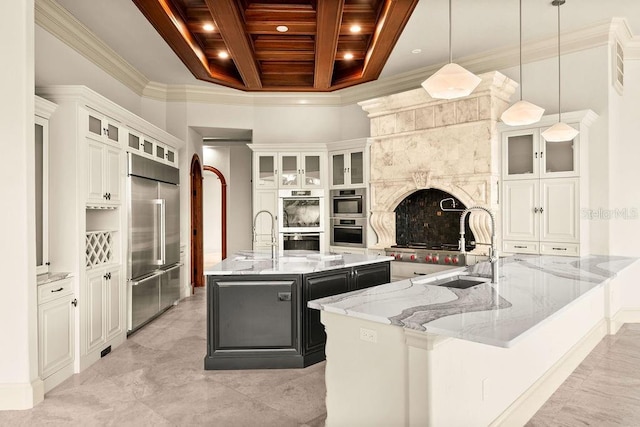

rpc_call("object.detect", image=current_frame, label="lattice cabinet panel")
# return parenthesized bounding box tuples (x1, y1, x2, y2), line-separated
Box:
(85, 231, 113, 268)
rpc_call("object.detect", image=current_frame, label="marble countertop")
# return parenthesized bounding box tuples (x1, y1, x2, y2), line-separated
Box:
(308, 254, 638, 348)
(37, 272, 72, 286)
(204, 250, 393, 275)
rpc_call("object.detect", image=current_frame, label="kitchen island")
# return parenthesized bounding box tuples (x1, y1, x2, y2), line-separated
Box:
(308, 254, 639, 426)
(204, 250, 392, 370)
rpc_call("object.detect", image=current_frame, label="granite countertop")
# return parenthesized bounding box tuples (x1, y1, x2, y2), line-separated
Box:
(308, 254, 638, 348)
(37, 272, 72, 286)
(204, 250, 393, 275)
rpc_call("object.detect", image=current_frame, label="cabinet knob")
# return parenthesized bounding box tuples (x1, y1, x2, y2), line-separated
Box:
(71, 299, 78, 307)
(539, 207, 544, 213)
(533, 207, 539, 213)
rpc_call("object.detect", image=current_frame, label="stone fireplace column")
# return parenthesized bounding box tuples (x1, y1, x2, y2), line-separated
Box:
(359, 71, 517, 253)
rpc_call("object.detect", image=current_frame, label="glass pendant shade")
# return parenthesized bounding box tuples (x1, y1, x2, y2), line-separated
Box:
(500, 100, 545, 126)
(421, 63, 481, 100)
(541, 121, 578, 142)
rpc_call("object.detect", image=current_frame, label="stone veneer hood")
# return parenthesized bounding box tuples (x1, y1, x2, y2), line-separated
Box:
(359, 71, 517, 251)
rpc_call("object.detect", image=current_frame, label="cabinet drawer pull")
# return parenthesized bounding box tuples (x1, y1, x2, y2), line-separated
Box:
(514, 245, 527, 249)
(277, 292, 291, 302)
(51, 287, 64, 293)
(552, 247, 567, 251)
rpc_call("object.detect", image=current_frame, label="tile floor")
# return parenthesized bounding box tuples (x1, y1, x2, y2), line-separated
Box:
(2, 288, 640, 426)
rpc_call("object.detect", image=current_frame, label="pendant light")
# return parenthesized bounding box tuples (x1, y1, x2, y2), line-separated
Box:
(422, 0, 481, 100)
(541, 0, 579, 142)
(500, 0, 545, 126)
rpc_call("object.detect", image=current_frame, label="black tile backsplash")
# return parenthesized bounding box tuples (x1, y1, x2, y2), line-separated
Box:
(394, 189, 475, 248)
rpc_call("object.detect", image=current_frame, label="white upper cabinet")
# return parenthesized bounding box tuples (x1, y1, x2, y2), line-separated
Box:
(127, 129, 179, 167)
(86, 110, 123, 145)
(35, 96, 56, 274)
(86, 139, 121, 205)
(254, 153, 278, 189)
(329, 145, 366, 189)
(279, 152, 324, 189)
(502, 127, 579, 180)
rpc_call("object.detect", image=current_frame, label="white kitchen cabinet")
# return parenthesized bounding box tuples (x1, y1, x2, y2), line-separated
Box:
(86, 110, 123, 145)
(279, 152, 324, 188)
(502, 127, 579, 180)
(38, 278, 75, 393)
(86, 139, 121, 205)
(500, 110, 597, 256)
(35, 97, 56, 274)
(330, 149, 365, 188)
(127, 130, 179, 167)
(254, 152, 278, 189)
(84, 266, 123, 355)
(502, 179, 579, 255)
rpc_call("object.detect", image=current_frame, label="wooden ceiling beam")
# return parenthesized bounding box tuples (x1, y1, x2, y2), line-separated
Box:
(360, 0, 419, 80)
(204, 0, 263, 89)
(314, 0, 344, 89)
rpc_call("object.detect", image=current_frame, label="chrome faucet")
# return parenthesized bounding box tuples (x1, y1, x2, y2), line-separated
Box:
(252, 210, 278, 259)
(458, 207, 499, 284)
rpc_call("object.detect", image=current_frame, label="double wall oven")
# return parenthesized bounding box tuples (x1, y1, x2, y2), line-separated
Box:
(330, 188, 366, 248)
(278, 189, 325, 251)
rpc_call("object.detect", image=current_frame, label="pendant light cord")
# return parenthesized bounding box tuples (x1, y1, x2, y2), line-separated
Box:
(519, 0, 523, 101)
(448, 0, 452, 63)
(557, 1, 562, 123)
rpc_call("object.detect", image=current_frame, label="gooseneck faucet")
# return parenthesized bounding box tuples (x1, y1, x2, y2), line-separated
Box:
(252, 210, 278, 259)
(458, 207, 499, 284)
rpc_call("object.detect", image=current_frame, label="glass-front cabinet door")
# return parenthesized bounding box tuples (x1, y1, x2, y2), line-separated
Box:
(35, 116, 49, 274)
(302, 154, 322, 188)
(503, 130, 538, 179)
(279, 154, 299, 187)
(254, 153, 277, 189)
(541, 132, 579, 178)
(331, 153, 345, 186)
(349, 151, 364, 185)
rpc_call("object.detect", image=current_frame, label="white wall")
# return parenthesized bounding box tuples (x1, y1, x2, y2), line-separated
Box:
(228, 145, 253, 253)
(609, 56, 640, 256)
(35, 25, 143, 120)
(0, 0, 42, 409)
(202, 147, 227, 255)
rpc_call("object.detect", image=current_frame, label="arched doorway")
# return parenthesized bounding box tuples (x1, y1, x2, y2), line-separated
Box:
(190, 155, 204, 292)
(203, 165, 227, 260)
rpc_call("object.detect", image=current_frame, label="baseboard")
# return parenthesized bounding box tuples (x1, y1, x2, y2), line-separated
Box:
(490, 320, 607, 427)
(43, 362, 74, 394)
(0, 377, 44, 410)
(610, 309, 640, 333)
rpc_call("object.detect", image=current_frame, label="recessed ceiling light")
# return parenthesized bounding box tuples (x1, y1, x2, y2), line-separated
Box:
(350, 25, 361, 33)
(276, 25, 289, 33)
(203, 23, 214, 32)
(412, 48, 422, 54)
(344, 53, 354, 60)
(218, 51, 229, 59)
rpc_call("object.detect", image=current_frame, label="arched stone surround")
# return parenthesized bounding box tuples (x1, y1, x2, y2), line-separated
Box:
(359, 72, 517, 252)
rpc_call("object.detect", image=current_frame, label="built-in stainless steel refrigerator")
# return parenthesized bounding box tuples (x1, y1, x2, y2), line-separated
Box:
(127, 153, 181, 333)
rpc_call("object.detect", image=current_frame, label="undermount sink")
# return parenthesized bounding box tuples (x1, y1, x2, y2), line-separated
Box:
(431, 274, 490, 290)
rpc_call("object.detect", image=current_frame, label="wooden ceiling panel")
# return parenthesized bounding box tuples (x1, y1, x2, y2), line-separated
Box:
(132, 0, 419, 91)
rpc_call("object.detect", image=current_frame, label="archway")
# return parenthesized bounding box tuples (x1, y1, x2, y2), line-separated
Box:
(190, 154, 204, 292)
(203, 165, 227, 261)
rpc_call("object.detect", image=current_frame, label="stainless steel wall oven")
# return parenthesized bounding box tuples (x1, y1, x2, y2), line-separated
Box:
(330, 188, 365, 217)
(330, 218, 366, 248)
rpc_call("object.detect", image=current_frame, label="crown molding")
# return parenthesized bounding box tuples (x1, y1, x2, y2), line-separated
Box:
(35, 0, 149, 94)
(36, 1, 633, 108)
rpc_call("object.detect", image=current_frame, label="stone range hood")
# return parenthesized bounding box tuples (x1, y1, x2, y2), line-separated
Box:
(359, 71, 516, 252)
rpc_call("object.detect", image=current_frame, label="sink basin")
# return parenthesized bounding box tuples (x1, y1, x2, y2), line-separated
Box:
(431, 274, 490, 289)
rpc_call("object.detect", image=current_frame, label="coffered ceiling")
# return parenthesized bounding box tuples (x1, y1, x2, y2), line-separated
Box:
(131, 0, 419, 92)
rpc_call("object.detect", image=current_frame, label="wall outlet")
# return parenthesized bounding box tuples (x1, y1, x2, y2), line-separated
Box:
(359, 327, 377, 343)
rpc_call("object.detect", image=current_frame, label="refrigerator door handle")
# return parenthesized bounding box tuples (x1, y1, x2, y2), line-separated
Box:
(160, 199, 166, 266)
(130, 270, 163, 286)
(153, 199, 164, 265)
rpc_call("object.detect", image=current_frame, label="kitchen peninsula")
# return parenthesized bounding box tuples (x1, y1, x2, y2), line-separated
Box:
(309, 254, 638, 426)
(204, 250, 392, 369)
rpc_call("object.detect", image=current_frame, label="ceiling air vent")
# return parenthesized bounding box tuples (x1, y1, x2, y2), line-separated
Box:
(613, 39, 624, 95)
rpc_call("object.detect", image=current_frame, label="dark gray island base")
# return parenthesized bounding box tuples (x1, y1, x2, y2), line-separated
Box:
(204, 252, 391, 370)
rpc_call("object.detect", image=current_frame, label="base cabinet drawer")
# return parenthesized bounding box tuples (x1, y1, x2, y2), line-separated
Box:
(503, 241, 539, 254)
(540, 242, 580, 256)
